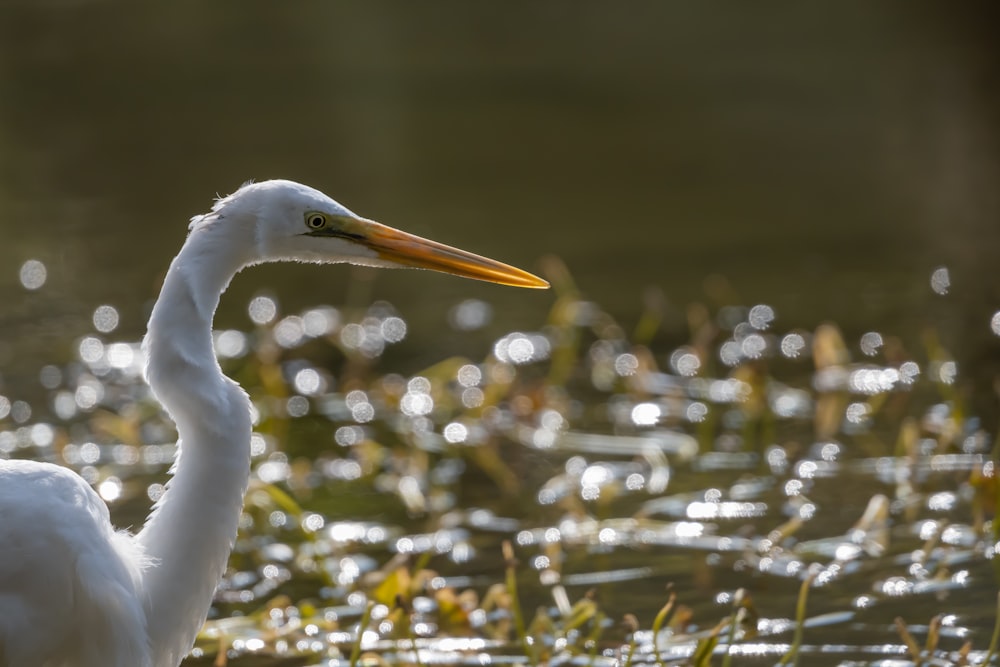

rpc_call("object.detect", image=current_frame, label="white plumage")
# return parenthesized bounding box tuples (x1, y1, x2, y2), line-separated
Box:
(0, 180, 546, 667)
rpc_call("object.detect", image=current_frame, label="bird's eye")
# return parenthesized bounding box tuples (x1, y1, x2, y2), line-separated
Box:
(305, 213, 327, 230)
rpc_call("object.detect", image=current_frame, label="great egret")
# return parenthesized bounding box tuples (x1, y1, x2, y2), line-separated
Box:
(0, 180, 548, 667)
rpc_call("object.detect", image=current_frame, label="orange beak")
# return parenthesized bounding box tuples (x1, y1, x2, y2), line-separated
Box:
(352, 217, 549, 289)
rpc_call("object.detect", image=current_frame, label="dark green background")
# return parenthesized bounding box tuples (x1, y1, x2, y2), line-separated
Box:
(1, 1, 998, 406)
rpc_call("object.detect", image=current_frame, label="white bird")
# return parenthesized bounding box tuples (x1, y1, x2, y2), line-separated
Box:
(0, 180, 548, 667)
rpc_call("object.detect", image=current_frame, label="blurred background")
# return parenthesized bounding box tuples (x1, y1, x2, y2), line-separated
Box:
(3, 4, 1000, 662)
(1, 1, 998, 412)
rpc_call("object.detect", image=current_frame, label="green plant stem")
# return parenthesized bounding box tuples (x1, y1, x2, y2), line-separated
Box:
(983, 591, 1000, 666)
(584, 612, 607, 667)
(778, 571, 815, 666)
(893, 617, 922, 664)
(621, 632, 638, 667)
(721, 589, 744, 667)
(349, 601, 374, 667)
(502, 541, 534, 666)
(405, 614, 424, 667)
(651, 593, 676, 667)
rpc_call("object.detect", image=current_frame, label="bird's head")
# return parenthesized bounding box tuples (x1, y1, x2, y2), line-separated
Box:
(195, 179, 548, 289)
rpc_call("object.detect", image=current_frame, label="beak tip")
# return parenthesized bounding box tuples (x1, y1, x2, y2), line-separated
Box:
(508, 271, 549, 290)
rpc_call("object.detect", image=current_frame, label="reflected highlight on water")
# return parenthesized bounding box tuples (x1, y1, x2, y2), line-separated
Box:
(0, 277, 997, 666)
(18, 259, 46, 290)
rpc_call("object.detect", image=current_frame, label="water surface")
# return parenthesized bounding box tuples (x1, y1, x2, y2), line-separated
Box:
(1, 3, 998, 665)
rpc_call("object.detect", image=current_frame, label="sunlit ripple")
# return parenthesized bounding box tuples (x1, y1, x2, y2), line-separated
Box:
(326, 521, 391, 546)
(401, 377, 434, 417)
(376, 316, 405, 343)
(456, 364, 482, 387)
(74, 378, 104, 410)
(321, 458, 362, 481)
(285, 396, 309, 417)
(631, 402, 660, 426)
(718, 340, 741, 366)
(105, 342, 136, 370)
(449, 299, 492, 331)
(899, 360, 920, 384)
(12, 402, 32, 424)
(936, 360, 957, 384)
(771, 387, 811, 418)
(860, 331, 883, 356)
(668, 347, 701, 376)
(256, 458, 291, 483)
(696, 378, 751, 403)
(92, 305, 120, 333)
(146, 482, 165, 502)
(614, 353, 639, 376)
(927, 491, 957, 512)
(98, 476, 122, 502)
(334, 426, 365, 447)
(344, 390, 375, 423)
(248, 295, 278, 324)
(686, 402, 708, 422)
(741, 333, 768, 359)
(813, 365, 849, 392)
(845, 402, 871, 425)
(19, 259, 47, 290)
(443, 422, 468, 444)
(560, 566, 655, 586)
(394, 529, 467, 555)
(214, 330, 249, 358)
(293, 368, 324, 395)
(847, 367, 898, 395)
(493, 332, 550, 364)
(10, 273, 998, 664)
(460, 387, 485, 409)
(274, 315, 305, 348)
(685, 501, 767, 520)
(78, 336, 104, 364)
(52, 391, 75, 419)
(38, 365, 62, 389)
(930, 266, 950, 295)
(302, 306, 339, 336)
(779, 332, 807, 358)
(879, 576, 913, 596)
(748, 304, 775, 330)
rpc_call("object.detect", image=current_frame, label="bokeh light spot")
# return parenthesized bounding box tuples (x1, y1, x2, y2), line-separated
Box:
(19, 260, 47, 290)
(631, 402, 660, 426)
(93, 305, 120, 333)
(449, 299, 492, 331)
(748, 304, 775, 330)
(248, 296, 277, 324)
(293, 368, 323, 395)
(380, 317, 407, 343)
(930, 267, 950, 295)
(860, 332, 883, 356)
(780, 333, 806, 359)
(443, 422, 468, 444)
(457, 364, 482, 387)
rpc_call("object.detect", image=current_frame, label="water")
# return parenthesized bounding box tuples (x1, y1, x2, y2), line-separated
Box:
(6, 290, 996, 665)
(1, 2, 999, 665)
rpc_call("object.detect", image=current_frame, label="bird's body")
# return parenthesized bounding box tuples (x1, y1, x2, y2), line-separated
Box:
(0, 461, 148, 666)
(0, 180, 546, 667)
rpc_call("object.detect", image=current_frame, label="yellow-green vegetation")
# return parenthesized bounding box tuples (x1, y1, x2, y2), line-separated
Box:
(3, 261, 999, 666)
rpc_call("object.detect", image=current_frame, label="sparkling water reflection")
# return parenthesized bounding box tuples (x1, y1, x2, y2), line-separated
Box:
(1, 285, 997, 665)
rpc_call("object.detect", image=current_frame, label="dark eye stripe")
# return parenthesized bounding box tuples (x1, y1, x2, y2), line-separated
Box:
(304, 228, 365, 241)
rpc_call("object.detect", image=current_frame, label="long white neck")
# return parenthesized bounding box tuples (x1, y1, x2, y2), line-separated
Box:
(137, 222, 255, 667)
